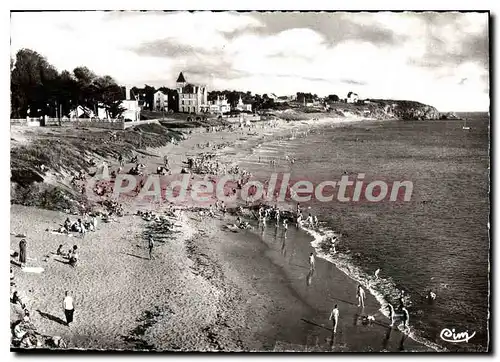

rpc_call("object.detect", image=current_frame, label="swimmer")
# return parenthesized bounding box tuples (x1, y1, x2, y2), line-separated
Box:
(401, 306, 410, 328)
(329, 304, 339, 333)
(306, 213, 314, 227)
(426, 290, 437, 303)
(309, 252, 315, 270)
(296, 214, 303, 228)
(356, 284, 366, 308)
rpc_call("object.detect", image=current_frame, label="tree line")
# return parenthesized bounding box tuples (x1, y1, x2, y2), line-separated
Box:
(11, 48, 126, 119)
(10, 48, 352, 119)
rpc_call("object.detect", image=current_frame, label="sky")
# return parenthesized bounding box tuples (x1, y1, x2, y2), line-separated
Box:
(10, 11, 489, 111)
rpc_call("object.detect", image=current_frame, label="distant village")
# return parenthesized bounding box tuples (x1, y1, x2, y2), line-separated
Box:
(10, 49, 369, 124)
(122, 72, 366, 122)
(68, 71, 366, 123)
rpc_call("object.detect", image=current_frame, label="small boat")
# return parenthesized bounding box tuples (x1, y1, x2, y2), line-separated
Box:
(462, 119, 470, 130)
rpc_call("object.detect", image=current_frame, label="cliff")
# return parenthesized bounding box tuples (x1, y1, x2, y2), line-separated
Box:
(271, 99, 440, 121)
(367, 99, 440, 120)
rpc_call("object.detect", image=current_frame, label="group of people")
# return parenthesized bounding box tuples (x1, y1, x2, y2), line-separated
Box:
(58, 216, 98, 235)
(326, 284, 410, 337)
(11, 290, 72, 348)
(11, 239, 73, 347)
(185, 154, 222, 175)
(295, 203, 318, 229)
(257, 204, 283, 224)
(128, 162, 146, 176)
(56, 244, 79, 267)
(255, 203, 417, 337)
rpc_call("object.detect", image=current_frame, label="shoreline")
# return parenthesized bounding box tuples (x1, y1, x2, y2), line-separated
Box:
(11, 115, 436, 351)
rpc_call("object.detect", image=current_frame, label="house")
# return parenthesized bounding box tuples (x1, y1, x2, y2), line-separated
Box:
(347, 92, 359, 104)
(121, 99, 141, 121)
(176, 72, 208, 113)
(268, 93, 279, 101)
(275, 95, 296, 104)
(305, 100, 320, 107)
(69, 105, 96, 119)
(209, 95, 231, 114)
(153, 91, 168, 112)
(99, 87, 140, 121)
(235, 96, 252, 112)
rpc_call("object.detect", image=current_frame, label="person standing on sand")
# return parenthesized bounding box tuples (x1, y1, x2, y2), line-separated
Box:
(91, 215, 98, 232)
(357, 284, 366, 308)
(19, 239, 27, 265)
(401, 306, 410, 329)
(79, 219, 86, 237)
(329, 304, 339, 333)
(69, 245, 78, 267)
(148, 237, 155, 260)
(63, 291, 74, 326)
(309, 252, 315, 270)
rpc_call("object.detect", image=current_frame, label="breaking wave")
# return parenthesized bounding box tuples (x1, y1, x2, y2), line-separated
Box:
(299, 223, 447, 352)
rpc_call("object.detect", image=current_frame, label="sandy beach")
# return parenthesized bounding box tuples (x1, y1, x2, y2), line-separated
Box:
(10, 115, 433, 351)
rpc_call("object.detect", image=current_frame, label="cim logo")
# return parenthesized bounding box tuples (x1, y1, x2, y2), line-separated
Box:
(439, 328, 476, 343)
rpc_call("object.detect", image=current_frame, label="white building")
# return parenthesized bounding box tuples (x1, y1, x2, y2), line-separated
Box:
(268, 93, 279, 101)
(209, 95, 231, 114)
(121, 100, 141, 121)
(97, 87, 140, 121)
(235, 96, 252, 112)
(69, 105, 95, 119)
(153, 91, 168, 111)
(347, 92, 359, 104)
(176, 72, 208, 113)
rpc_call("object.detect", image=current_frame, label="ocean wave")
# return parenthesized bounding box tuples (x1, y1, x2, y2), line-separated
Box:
(299, 223, 447, 352)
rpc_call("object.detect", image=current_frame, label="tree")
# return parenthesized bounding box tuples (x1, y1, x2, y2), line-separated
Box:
(94, 75, 126, 118)
(73, 66, 98, 113)
(11, 48, 60, 117)
(328, 94, 340, 102)
(11, 48, 132, 119)
(143, 85, 156, 111)
(107, 100, 126, 119)
(53, 70, 78, 119)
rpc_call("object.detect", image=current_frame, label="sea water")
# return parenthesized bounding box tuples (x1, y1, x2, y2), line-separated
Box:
(238, 114, 490, 352)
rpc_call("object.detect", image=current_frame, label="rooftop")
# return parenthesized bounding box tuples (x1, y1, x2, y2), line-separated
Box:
(176, 72, 186, 83)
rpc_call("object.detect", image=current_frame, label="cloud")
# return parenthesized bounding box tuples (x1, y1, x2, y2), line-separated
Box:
(134, 41, 215, 58)
(245, 12, 405, 46)
(406, 12, 488, 70)
(341, 79, 368, 86)
(10, 11, 490, 111)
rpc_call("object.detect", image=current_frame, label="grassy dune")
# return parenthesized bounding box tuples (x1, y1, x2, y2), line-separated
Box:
(10, 123, 186, 213)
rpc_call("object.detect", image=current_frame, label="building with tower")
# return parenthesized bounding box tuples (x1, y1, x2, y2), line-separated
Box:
(235, 95, 252, 112)
(176, 72, 208, 113)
